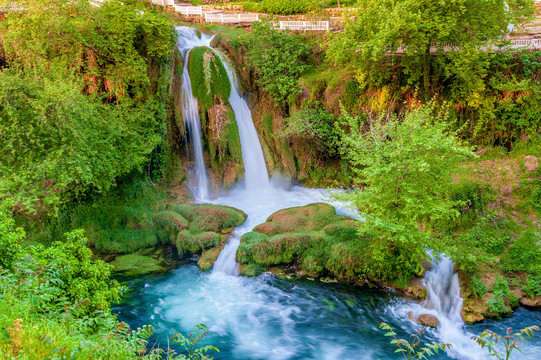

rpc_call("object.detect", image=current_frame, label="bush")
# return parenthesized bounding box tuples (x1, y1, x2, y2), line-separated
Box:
(502, 230, 541, 275)
(470, 278, 488, 299)
(281, 100, 339, 157)
(260, 0, 317, 14)
(244, 19, 311, 113)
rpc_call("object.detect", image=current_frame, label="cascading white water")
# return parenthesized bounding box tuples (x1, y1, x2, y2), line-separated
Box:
(423, 255, 463, 323)
(219, 54, 270, 190)
(399, 254, 487, 359)
(177, 27, 213, 201)
(210, 51, 273, 274)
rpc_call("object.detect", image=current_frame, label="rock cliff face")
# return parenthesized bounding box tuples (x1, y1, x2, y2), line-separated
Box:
(212, 35, 350, 187)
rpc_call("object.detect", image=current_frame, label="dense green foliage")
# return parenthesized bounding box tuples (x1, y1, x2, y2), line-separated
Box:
(281, 100, 339, 157)
(244, 20, 311, 113)
(260, 0, 317, 15)
(0, 0, 176, 216)
(327, 0, 540, 147)
(335, 106, 473, 281)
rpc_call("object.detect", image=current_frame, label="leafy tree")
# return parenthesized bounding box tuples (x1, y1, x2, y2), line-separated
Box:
(0, 0, 176, 216)
(337, 105, 473, 236)
(327, 0, 536, 93)
(244, 19, 311, 114)
(335, 105, 473, 283)
(0, 70, 163, 215)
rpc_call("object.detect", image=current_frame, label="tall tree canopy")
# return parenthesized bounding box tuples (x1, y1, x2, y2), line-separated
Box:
(328, 0, 536, 91)
(0, 0, 176, 216)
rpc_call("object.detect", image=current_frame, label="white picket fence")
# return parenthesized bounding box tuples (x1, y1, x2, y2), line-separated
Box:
(204, 13, 260, 24)
(276, 21, 330, 31)
(175, 5, 204, 16)
(392, 39, 541, 54)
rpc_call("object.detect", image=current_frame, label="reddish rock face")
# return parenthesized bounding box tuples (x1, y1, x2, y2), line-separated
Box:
(520, 295, 541, 308)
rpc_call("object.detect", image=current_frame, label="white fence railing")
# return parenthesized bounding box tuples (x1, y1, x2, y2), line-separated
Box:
(392, 39, 541, 53)
(204, 13, 259, 24)
(175, 5, 204, 16)
(276, 21, 330, 31)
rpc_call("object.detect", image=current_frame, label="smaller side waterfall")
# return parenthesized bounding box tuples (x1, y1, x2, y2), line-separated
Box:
(418, 254, 486, 359)
(422, 255, 463, 322)
(177, 27, 213, 201)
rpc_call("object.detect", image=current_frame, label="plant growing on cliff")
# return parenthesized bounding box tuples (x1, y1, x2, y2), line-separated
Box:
(244, 19, 311, 114)
(280, 100, 339, 158)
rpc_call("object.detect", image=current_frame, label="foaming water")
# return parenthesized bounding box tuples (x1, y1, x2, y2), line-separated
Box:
(177, 27, 213, 201)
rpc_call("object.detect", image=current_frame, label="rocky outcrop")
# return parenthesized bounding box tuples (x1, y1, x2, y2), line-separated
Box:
(153, 203, 247, 258)
(237, 203, 364, 279)
(408, 312, 440, 328)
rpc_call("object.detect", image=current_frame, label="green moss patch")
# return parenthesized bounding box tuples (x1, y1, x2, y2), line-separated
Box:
(110, 251, 167, 276)
(198, 247, 222, 271)
(162, 203, 247, 258)
(167, 203, 247, 233)
(188, 46, 231, 111)
(175, 230, 221, 257)
(237, 203, 366, 279)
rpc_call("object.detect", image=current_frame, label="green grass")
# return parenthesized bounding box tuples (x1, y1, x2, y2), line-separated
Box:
(19, 175, 168, 253)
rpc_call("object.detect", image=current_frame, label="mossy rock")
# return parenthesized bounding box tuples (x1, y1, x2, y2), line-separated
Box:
(239, 263, 265, 277)
(93, 229, 158, 254)
(253, 203, 338, 235)
(198, 247, 222, 271)
(237, 203, 363, 280)
(110, 252, 167, 276)
(152, 211, 189, 244)
(175, 230, 221, 257)
(167, 203, 247, 233)
(188, 46, 231, 111)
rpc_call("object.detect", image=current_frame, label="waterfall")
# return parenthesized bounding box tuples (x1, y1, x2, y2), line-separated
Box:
(177, 27, 213, 201)
(212, 51, 271, 275)
(422, 254, 463, 322)
(417, 254, 485, 359)
(218, 54, 270, 191)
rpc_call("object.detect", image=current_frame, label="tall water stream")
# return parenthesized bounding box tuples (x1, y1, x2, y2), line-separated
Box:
(178, 27, 212, 200)
(115, 27, 541, 359)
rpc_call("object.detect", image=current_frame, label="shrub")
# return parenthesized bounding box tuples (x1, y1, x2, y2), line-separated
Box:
(470, 278, 488, 299)
(281, 100, 339, 157)
(260, 0, 317, 15)
(502, 230, 541, 275)
(244, 19, 311, 113)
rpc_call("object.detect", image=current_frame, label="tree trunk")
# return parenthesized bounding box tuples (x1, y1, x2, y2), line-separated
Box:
(423, 46, 430, 95)
(337, 0, 341, 8)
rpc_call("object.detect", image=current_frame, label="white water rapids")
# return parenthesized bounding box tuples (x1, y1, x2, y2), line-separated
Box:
(167, 26, 541, 359)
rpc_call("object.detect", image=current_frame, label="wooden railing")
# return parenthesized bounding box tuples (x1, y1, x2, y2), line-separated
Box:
(204, 13, 260, 24)
(276, 21, 330, 31)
